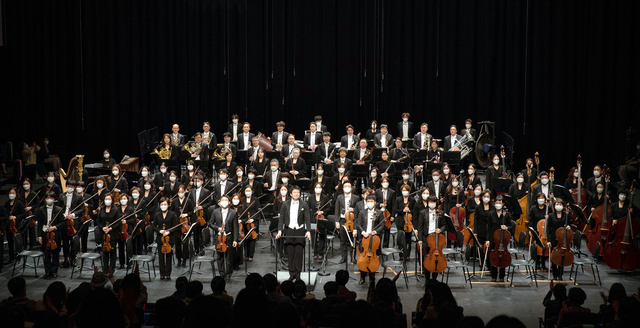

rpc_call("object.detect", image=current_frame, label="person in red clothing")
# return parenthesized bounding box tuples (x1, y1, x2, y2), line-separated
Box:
(335, 269, 357, 302)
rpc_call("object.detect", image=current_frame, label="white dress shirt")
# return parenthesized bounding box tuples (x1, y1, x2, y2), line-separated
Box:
(220, 182, 226, 196)
(359, 148, 367, 160)
(243, 133, 250, 150)
(347, 135, 354, 149)
(542, 184, 549, 198)
(309, 132, 316, 148)
(366, 209, 375, 233)
(277, 132, 283, 145)
(403, 123, 409, 138)
(221, 208, 228, 226)
(450, 135, 457, 149)
(232, 125, 238, 141)
(44, 206, 53, 232)
(270, 172, 278, 191)
(434, 181, 440, 198)
(341, 194, 351, 218)
(324, 143, 330, 160)
(288, 200, 302, 229)
(381, 134, 388, 147)
(428, 209, 437, 234)
(65, 193, 73, 217)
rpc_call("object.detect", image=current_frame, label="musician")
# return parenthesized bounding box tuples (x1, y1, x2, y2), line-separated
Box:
(219, 151, 238, 176)
(189, 133, 209, 161)
(377, 151, 395, 179)
(365, 167, 382, 191)
(36, 192, 63, 278)
(0, 205, 7, 272)
(108, 164, 129, 195)
(219, 132, 238, 156)
(333, 148, 352, 172)
(129, 186, 147, 256)
(285, 148, 307, 179)
(115, 193, 134, 269)
(201, 122, 218, 149)
(587, 182, 607, 223)
(486, 154, 504, 195)
(417, 195, 449, 280)
(248, 137, 265, 163)
(163, 171, 180, 200)
(444, 176, 466, 218)
(484, 196, 514, 282)
(237, 123, 255, 151)
(332, 181, 360, 264)
(58, 180, 83, 268)
(190, 175, 213, 254)
(521, 158, 538, 187)
(228, 114, 240, 142)
(365, 120, 378, 141)
(376, 177, 396, 248)
(441, 164, 453, 187)
(389, 138, 407, 161)
(475, 190, 494, 268)
(610, 190, 632, 227)
(304, 122, 323, 151)
(353, 139, 371, 166)
(232, 166, 247, 187)
(276, 186, 311, 281)
(398, 113, 413, 140)
(141, 179, 159, 217)
(309, 182, 331, 260)
(214, 169, 236, 203)
(274, 184, 290, 214)
(41, 172, 62, 199)
(271, 121, 289, 152)
(282, 134, 301, 161)
(393, 184, 416, 260)
(158, 134, 179, 161)
(426, 140, 441, 162)
(464, 164, 482, 193)
(333, 163, 350, 197)
(170, 124, 186, 147)
(341, 125, 358, 150)
(263, 159, 282, 199)
(466, 184, 483, 224)
(209, 195, 239, 282)
(92, 176, 108, 213)
(546, 199, 570, 280)
(251, 148, 269, 177)
(412, 124, 432, 150)
(529, 192, 549, 270)
(279, 173, 291, 191)
(18, 179, 40, 249)
(4, 188, 25, 266)
(171, 185, 194, 268)
(154, 163, 170, 193)
(374, 124, 393, 149)
(426, 170, 446, 204)
(96, 193, 118, 271)
(154, 197, 179, 280)
(353, 195, 385, 285)
(314, 115, 327, 133)
(585, 165, 603, 198)
(509, 173, 531, 200)
(240, 185, 260, 261)
(355, 188, 374, 214)
(244, 168, 262, 198)
(532, 171, 554, 202)
(460, 119, 477, 140)
(395, 170, 413, 195)
(413, 188, 431, 234)
(137, 166, 151, 189)
(101, 149, 117, 169)
(444, 125, 462, 152)
(316, 132, 336, 165)
(181, 160, 198, 187)
(564, 167, 584, 191)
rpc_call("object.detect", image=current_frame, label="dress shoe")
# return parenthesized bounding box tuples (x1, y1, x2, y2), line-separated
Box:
(499, 278, 504, 282)
(52, 273, 58, 278)
(166, 276, 171, 280)
(160, 276, 166, 280)
(119, 264, 125, 270)
(338, 258, 346, 264)
(359, 277, 365, 285)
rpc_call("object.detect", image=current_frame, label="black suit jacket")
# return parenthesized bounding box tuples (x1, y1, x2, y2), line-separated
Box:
(209, 208, 239, 247)
(417, 209, 448, 242)
(460, 128, 477, 140)
(443, 135, 463, 151)
(412, 132, 433, 150)
(278, 199, 311, 233)
(426, 180, 447, 199)
(315, 143, 336, 163)
(397, 122, 414, 140)
(214, 181, 238, 203)
(57, 193, 85, 219)
(315, 123, 328, 133)
(237, 132, 256, 151)
(352, 147, 371, 165)
(36, 205, 64, 242)
(333, 157, 353, 172)
(355, 209, 385, 236)
(228, 123, 241, 139)
(271, 131, 290, 149)
(333, 194, 361, 225)
(189, 187, 213, 215)
(374, 133, 393, 148)
(375, 187, 396, 212)
(218, 143, 237, 156)
(170, 133, 186, 147)
(340, 134, 358, 149)
(263, 170, 282, 192)
(201, 131, 218, 149)
(304, 132, 323, 150)
(281, 143, 302, 159)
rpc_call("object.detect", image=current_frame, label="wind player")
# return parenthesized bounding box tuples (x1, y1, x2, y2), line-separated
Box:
(276, 186, 312, 281)
(398, 113, 413, 140)
(413, 123, 432, 150)
(443, 125, 462, 152)
(353, 139, 372, 166)
(228, 114, 240, 142)
(201, 121, 217, 150)
(282, 134, 301, 162)
(353, 195, 385, 285)
(374, 124, 393, 149)
(341, 125, 358, 150)
(248, 137, 265, 164)
(218, 132, 238, 156)
(315, 132, 336, 168)
(237, 123, 255, 151)
(271, 121, 289, 152)
(170, 124, 186, 148)
(304, 122, 322, 152)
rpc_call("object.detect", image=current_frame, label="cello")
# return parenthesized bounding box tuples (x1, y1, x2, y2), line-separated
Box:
(462, 212, 475, 246)
(570, 155, 588, 232)
(7, 204, 17, 235)
(603, 181, 640, 272)
(489, 212, 512, 269)
(424, 231, 447, 273)
(357, 221, 383, 274)
(448, 180, 466, 241)
(515, 194, 529, 244)
(550, 207, 574, 269)
(586, 166, 610, 255)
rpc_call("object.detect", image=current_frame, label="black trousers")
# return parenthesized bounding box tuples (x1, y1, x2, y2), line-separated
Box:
(284, 227, 306, 279)
(61, 231, 75, 263)
(401, 229, 413, 259)
(175, 234, 189, 261)
(26, 225, 37, 248)
(42, 245, 60, 275)
(103, 248, 117, 270)
(382, 228, 391, 248)
(159, 250, 173, 277)
(117, 239, 127, 266)
(78, 228, 89, 253)
(246, 238, 256, 258)
(4, 232, 16, 262)
(132, 233, 144, 256)
(314, 231, 326, 256)
(217, 249, 234, 276)
(193, 224, 203, 253)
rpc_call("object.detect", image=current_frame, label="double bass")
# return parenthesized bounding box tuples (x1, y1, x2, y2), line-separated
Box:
(586, 165, 610, 255)
(448, 181, 466, 241)
(550, 209, 574, 268)
(603, 181, 640, 272)
(570, 155, 587, 232)
(462, 212, 475, 246)
(489, 212, 512, 269)
(424, 231, 447, 273)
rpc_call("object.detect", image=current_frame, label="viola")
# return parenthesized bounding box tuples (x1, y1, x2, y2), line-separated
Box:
(402, 202, 413, 233)
(46, 231, 57, 250)
(119, 219, 129, 240)
(345, 211, 355, 231)
(489, 215, 512, 268)
(243, 204, 270, 239)
(103, 222, 113, 252)
(180, 214, 190, 234)
(382, 205, 392, 229)
(161, 223, 173, 254)
(66, 217, 76, 237)
(603, 181, 640, 272)
(462, 212, 476, 246)
(357, 233, 381, 273)
(424, 232, 447, 273)
(551, 213, 575, 267)
(586, 166, 610, 255)
(7, 218, 17, 235)
(448, 187, 465, 241)
(81, 203, 91, 223)
(196, 206, 206, 226)
(238, 215, 246, 240)
(216, 230, 228, 252)
(144, 212, 151, 227)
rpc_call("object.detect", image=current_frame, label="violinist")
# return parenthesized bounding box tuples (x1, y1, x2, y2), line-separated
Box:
(219, 151, 238, 176)
(251, 148, 269, 177)
(241, 185, 260, 261)
(426, 140, 441, 163)
(564, 167, 584, 190)
(248, 137, 264, 163)
(158, 133, 179, 160)
(441, 164, 453, 187)
(353, 139, 371, 166)
(341, 125, 358, 150)
(395, 170, 413, 195)
(316, 132, 336, 165)
(366, 120, 379, 140)
(486, 154, 504, 195)
(171, 185, 194, 268)
(209, 195, 239, 282)
(412, 188, 431, 237)
(228, 114, 240, 142)
(309, 182, 331, 261)
(305, 122, 322, 151)
(36, 192, 63, 278)
(181, 160, 198, 187)
(464, 164, 482, 194)
(398, 113, 413, 140)
(115, 193, 135, 269)
(163, 171, 180, 200)
(137, 166, 152, 189)
(508, 173, 531, 200)
(333, 147, 353, 172)
(40, 172, 62, 199)
(529, 193, 549, 270)
(532, 171, 554, 202)
(331, 181, 360, 264)
(310, 165, 333, 196)
(443, 176, 466, 216)
(367, 167, 382, 191)
(484, 196, 514, 282)
(285, 148, 307, 179)
(96, 193, 118, 271)
(101, 149, 117, 169)
(332, 162, 350, 195)
(353, 195, 384, 285)
(475, 190, 495, 268)
(282, 134, 300, 161)
(108, 164, 129, 196)
(425, 170, 445, 204)
(271, 121, 289, 152)
(274, 185, 290, 214)
(141, 179, 158, 216)
(585, 165, 603, 198)
(129, 186, 147, 256)
(154, 197, 179, 280)
(374, 124, 393, 149)
(521, 158, 538, 187)
(201, 121, 218, 150)
(264, 159, 282, 201)
(412, 123, 431, 150)
(418, 195, 449, 280)
(377, 151, 395, 179)
(237, 122, 255, 151)
(393, 184, 416, 260)
(58, 180, 83, 268)
(92, 176, 108, 213)
(243, 168, 262, 198)
(154, 162, 170, 193)
(546, 199, 570, 280)
(232, 166, 247, 187)
(4, 188, 26, 266)
(276, 186, 312, 281)
(390, 138, 408, 161)
(215, 168, 235, 203)
(230, 193, 244, 269)
(190, 174, 212, 254)
(19, 179, 40, 249)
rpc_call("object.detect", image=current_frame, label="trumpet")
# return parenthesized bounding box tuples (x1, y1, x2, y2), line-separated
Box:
(423, 135, 431, 150)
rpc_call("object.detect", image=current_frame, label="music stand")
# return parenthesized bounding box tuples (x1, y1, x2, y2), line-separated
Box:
(236, 150, 248, 166)
(424, 162, 444, 177)
(402, 138, 414, 149)
(492, 178, 513, 195)
(237, 227, 257, 276)
(301, 151, 316, 168)
(527, 227, 548, 280)
(316, 219, 337, 276)
(291, 178, 311, 191)
(350, 164, 369, 194)
(466, 227, 484, 280)
(502, 195, 523, 217)
(414, 150, 429, 163)
(181, 223, 202, 277)
(148, 127, 159, 149)
(371, 147, 386, 162)
(552, 184, 573, 204)
(276, 234, 314, 289)
(568, 204, 588, 225)
(269, 216, 280, 273)
(442, 151, 461, 164)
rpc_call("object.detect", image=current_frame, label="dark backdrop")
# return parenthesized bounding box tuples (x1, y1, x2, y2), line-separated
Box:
(1, 0, 639, 180)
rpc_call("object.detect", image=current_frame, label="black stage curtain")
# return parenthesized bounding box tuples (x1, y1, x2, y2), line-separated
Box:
(1, 0, 639, 177)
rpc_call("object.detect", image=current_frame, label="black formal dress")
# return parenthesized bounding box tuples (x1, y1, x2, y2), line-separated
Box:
(240, 196, 261, 259)
(153, 210, 179, 278)
(393, 196, 416, 258)
(170, 197, 195, 263)
(486, 210, 514, 280)
(115, 204, 134, 267)
(284, 158, 307, 179)
(3, 200, 26, 264)
(96, 206, 119, 270)
(308, 193, 332, 257)
(546, 211, 569, 279)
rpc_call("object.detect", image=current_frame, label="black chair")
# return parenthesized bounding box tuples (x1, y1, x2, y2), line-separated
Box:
(12, 232, 43, 277)
(570, 241, 602, 286)
(71, 222, 102, 278)
(125, 236, 156, 281)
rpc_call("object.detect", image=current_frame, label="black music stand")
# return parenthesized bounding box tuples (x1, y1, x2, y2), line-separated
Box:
(301, 151, 316, 168)
(492, 178, 513, 195)
(346, 150, 355, 160)
(236, 150, 249, 166)
(552, 184, 574, 204)
(424, 162, 444, 177)
(568, 204, 588, 225)
(316, 219, 337, 276)
(276, 233, 313, 289)
(180, 222, 200, 277)
(527, 226, 549, 280)
(502, 195, 523, 217)
(414, 149, 429, 163)
(442, 151, 461, 164)
(350, 164, 370, 194)
(237, 227, 257, 276)
(269, 216, 280, 269)
(371, 148, 386, 162)
(402, 138, 414, 149)
(466, 227, 484, 280)
(291, 178, 311, 191)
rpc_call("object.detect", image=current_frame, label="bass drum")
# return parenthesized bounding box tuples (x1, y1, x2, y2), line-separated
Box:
(475, 133, 494, 168)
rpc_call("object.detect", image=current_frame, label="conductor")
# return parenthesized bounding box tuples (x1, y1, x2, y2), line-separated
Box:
(276, 185, 312, 281)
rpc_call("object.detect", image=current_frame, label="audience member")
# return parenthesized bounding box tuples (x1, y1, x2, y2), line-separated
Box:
(210, 276, 234, 306)
(335, 269, 357, 301)
(264, 273, 289, 304)
(557, 287, 591, 327)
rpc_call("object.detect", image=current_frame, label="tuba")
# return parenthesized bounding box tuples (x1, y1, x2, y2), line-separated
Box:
(59, 155, 84, 192)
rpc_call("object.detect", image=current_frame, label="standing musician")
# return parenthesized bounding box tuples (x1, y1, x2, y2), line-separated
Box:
(154, 163, 170, 194)
(115, 193, 134, 269)
(586, 165, 604, 198)
(331, 181, 360, 264)
(237, 123, 255, 151)
(58, 180, 83, 268)
(486, 154, 504, 195)
(376, 177, 396, 248)
(4, 188, 26, 266)
(444, 125, 463, 152)
(305, 122, 323, 151)
(333, 148, 353, 172)
(509, 173, 531, 200)
(484, 196, 514, 282)
(374, 124, 393, 149)
(532, 171, 554, 203)
(418, 195, 449, 280)
(158, 134, 179, 161)
(475, 190, 495, 269)
(366, 120, 379, 140)
(137, 166, 152, 189)
(443, 176, 466, 216)
(263, 159, 282, 201)
(309, 182, 331, 261)
(586, 182, 607, 221)
(189, 175, 212, 255)
(426, 140, 442, 163)
(18, 179, 40, 249)
(367, 167, 382, 191)
(271, 121, 289, 152)
(241, 185, 260, 262)
(393, 184, 416, 260)
(529, 192, 550, 270)
(141, 179, 159, 217)
(101, 149, 117, 169)
(181, 160, 198, 188)
(460, 119, 477, 140)
(341, 125, 358, 150)
(546, 199, 570, 280)
(40, 172, 62, 199)
(315, 132, 336, 166)
(171, 185, 194, 267)
(0, 205, 7, 272)
(96, 193, 118, 271)
(230, 194, 244, 270)
(389, 138, 408, 161)
(228, 114, 240, 142)
(464, 164, 482, 194)
(564, 167, 584, 190)
(281, 134, 301, 161)
(395, 170, 413, 195)
(398, 113, 413, 140)
(232, 166, 247, 187)
(188, 133, 209, 161)
(285, 148, 307, 179)
(522, 158, 538, 187)
(332, 163, 351, 198)
(201, 121, 218, 150)
(310, 165, 333, 196)
(412, 123, 432, 150)
(170, 124, 186, 148)
(108, 164, 129, 196)
(377, 151, 395, 179)
(91, 176, 108, 214)
(353, 139, 372, 166)
(244, 168, 262, 198)
(214, 169, 235, 204)
(36, 192, 63, 278)
(426, 170, 446, 204)
(353, 195, 385, 285)
(276, 186, 312, 281)
(129, 187, 147, 256)
(413, 188, 431, 236)
(219, 151, 238, 177)
(209, 195, 239, 282)
(219, 132, 238, 156)
(248, 137, 265, 163)
(163, 171, 180, 200)
(314, 115, 327, 133)
(154, 197, 179, 280)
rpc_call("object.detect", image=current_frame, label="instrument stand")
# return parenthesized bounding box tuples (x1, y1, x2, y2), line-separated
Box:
(466, 228, 488, 280)
(181, 225, 204, 277)
(316, 220, 337, 276)
(261, 215, 277, 251)
(342, 227, 357, 281)
(526, 227, 551, 280)
(235, 227, 257, 277)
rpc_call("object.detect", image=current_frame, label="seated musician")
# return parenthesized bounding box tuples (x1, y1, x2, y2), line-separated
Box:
(426, 139, 441, 163)
(243, 168, 262, 198)
(101, 149, 117, 169)
(564, 167, 584, 190)
(158, 133, 179, 160)
(271, 121, 289, 152)
(154, 162, 169, 193)
(201, 121, 217, 149)
(398, 112, 413, 141)
(460, 119, 476, 140)
(171, 184, 194, 268)
(418, 195, 448, 280)
(228, 114, 240, 142)
(443, 125, 462, 152)
(311, 165, 333, 196)
(412, 123, 432, 150)
(237, 123, 255, 151)
(285, 148, 307, 179)
(374, 124, 393, 149)
(341, 125, 358, 150)
(331, 181, 360, 264)
(248, 137, 265, 163)
(163, 171, 180, 201)
(464, 164, 482, 194)
(353, 195, 384, 285)
(545, 199, 569, 280)
(377, 151, 395, 180)
(108, 164, 129, 195)
(282, 134, 300, 162)
(181, 160, 198, 187)
(484, 196, 514, 282)
(252, 148, 269, 176)
(219, 132, 238, 156)
(232, 166, 247, 187)
(486, 154, 504, 195)
(585, 165, 603, 198)
(393, 184, 416, 260)
(309, 182, 331, 261)
(367, 167, 382, 191)
(522, 158, 538, 187)
(366, 120, 379, 140)
(170, 124, 186, 148)
(304, 122, 322, 152)
(333, 147, 352, 172)
(353, 139, 371, 166)
(189, 133, 209, 161)
(508, 172, 530, 200)
(314, 115, 327, 133)
(220, 151, 238, 176)
(390, 137, 408, 161)
(315, 132, 336, 165)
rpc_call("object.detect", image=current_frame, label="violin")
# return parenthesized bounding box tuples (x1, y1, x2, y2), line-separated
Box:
(119, 219, 129, 240)
(489, 214, 512, 268)
(382, 204, 392, 229)
(551, 211, 574, 268)
(357, 231, 381, 273)
(448, 183, 466, 241)
(81, 203, 91, 223)
(424, 232, 447, 273)
(46, 230, 57, 250)
(161, 223, 172, 254)
(196, 201, 206, 226)
(462, 212, 475, 246)
(345, 211, 355, 232)
(314, 199, 331, 233)
(103, 222, 113, 252)
(242, 204, 270, 239)
(66, 216, 76, 237)
(603, 181, 640, 272)
(238, 214, 245, 240)
(586, 166, 610, 256)
(144, 212, 151, 227)
(216, 229, 228, 252)
(403, 202, 413, 233)
(180, 213, 190, 234)
(7, 204, 17, 235)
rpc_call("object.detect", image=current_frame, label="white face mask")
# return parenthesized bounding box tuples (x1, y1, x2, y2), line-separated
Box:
(9, 194, 16, 200)
(338, 168, 345, 174)
(220, 201, 229, 208)
(343, 187, 351, 194)
(538, 198, 545, 205)
(67, 188, 74, 194)
(403, 118, 408, 122)
(371, 125, 376, 129)
(317, 170, 324, 176)
(597, 188, 604, 194)
(280, 190, 288, 196)
(366, 202, 375, 209)
(45, 199, 54, 206)
(428, 203, 436, 209)
(232, 199, 240, 206)
(195, 182, 201, 188)
(317, 121, 322, 126)
(160, 168, 167, 174)
(112, 170, 119, 176)
(281, 178, 289, 183)
(443, 169, 450, 175)
(219, 175, 227, 181)
(248, 174, 255, 180)
(422, 194, 429, 200)
(245, 191, 252, 198)
(236, 171, 243, 177)
(170, 176, 177, 182)
(315, 188, 322, 194)
(451, 182, 459, 188)
(120, 199, 128, 205)
(468, 169, 474, 175)
(382, 182, 389, 189)
(619, 195, 627, 201)
(592, 170, 600, 177)
(482, 197, 490, 204)
(494, 204, 503, 210)
(541, 178, 549, 185)
(402, 191, 410, 197)
(141, 171, 148, 177)
(104, 200, 112, 207)
(23, 185, 30, 190)
(474, 190, 481, 196)
(271, 166, 278, 172)
(517, 177, 524, 183)
(555, 205, 564, 212)
(76, 187, 83, 193)
(187, 165, 194, 171)
(44, 140, 49, 145)
(573, 172, 579, 178)
(432, 176, 439, 182)
(370, 172, 377, 178)
(493, 159, 500, 165)
(160, 205, 168, 212)
(178, 193, 185, 198)
(403, 175, 410, 180)
(232, 119, 238, 124)
(144, 185, 151, 190)
(97, 183, 104, 189)
(528, 164, 533, 168)
(47, 177, 55, 183)
(104, 154, 110, 159)
(132, 193, 139, 199)
(465, 124, 471, 129)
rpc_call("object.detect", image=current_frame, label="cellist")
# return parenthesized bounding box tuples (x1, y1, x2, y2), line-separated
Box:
(309, 182, 331, 261)
(418, 195, 449, 280)
(475, 190, 495, 271)
(529, 192, 550, 270)
(610, 190, 632, 227)
(484, 196, 514, 282)
(546, 199, 570, 280)
(170, 185, 194, 268)
(353, 195, 384, 285)
(36, 191, 63, 278)
(587, 182, 607, 225)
